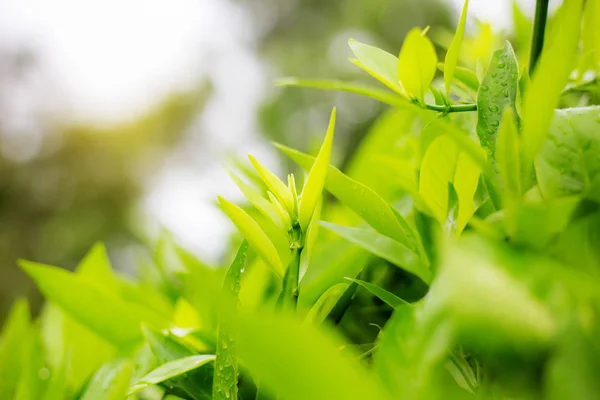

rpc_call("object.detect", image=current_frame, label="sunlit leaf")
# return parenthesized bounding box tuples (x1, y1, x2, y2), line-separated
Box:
(0, 299, 31, 398)
(218, 196, 284, 276)
(348, 39, 404, 95)
(299, 108, 336, 229)
(444, 0, 470, 96)
(476, 41, 519, 160)
(398, 28, 438, 103)
(80, 359, 133, 400)
(275, 143, 419, 250)
(520, 0, 583, 184)
(213, 241, 248, 400)
(320, 221, 430, 284)
(496, 108, 521, 202)
(128, 355, 216, 396)
(580, 0, 600, 74)
(438, 63, 479, 92)
(236, 309, 390, 400)
(347, 278, 407, 308)
(248, 154, 294, 214)
(20, 262, 165, 348)
(419, 135, 482, 234)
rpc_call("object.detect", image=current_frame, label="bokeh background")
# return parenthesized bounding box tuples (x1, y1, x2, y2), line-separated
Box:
(0, 0, 539, 321)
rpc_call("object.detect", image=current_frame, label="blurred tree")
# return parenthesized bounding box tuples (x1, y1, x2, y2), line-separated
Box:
(0, 46, 210, 320)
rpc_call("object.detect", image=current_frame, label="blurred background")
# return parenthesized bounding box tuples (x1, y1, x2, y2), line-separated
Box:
(0, 0, 538, 321)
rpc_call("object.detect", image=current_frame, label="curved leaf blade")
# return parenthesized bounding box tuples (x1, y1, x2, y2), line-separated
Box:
(346, 278, 408, 308)
(320, 221, 430, 284)
(444, 0, 470, 96)
(398, 28, 438, 103)
(348, 39, 404, 95)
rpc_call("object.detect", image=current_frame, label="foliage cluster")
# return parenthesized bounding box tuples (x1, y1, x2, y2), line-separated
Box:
(2, 1, 600, 399)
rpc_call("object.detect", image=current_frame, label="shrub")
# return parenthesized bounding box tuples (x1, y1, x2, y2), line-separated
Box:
(2, 0, 600, 399)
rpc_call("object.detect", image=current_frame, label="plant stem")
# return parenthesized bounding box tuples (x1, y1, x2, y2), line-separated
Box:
(424, 103, 477, 113)
(529, 0, 550, 74)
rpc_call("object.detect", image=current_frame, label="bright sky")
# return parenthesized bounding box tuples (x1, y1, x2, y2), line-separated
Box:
(0, 0, 542, 262)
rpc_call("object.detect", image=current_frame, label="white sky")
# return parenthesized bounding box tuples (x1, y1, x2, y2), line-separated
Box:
(0, 0, 542, 262)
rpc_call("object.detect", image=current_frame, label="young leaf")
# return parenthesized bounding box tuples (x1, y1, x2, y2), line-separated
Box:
(496, 108, 521, 202)
(348, 39, 404, 95)
(346, 278, 407, 308)
(320, 221, 431, 284)
(398, 28, 438, 103)
(536, 106, 600, 199)
(218, 196, 284, 276)
(248, 154, 294, 214)
(444, 0, 470, 96)
(80, 359, 133, 400)
(438, 63, 479, 92)
(20, 262, 164, 348)
(275, 143, 419, 251)
(213, 241, 248, 400)
(304, 283, 349, 325)
(236, 310, 390, 400)
(520, 0, 583, 184)
(580, 0, 600, 74)
(0, 299, 30, 399)
(419, 135, 481, 234)
(298, 108, 336, 230)
(128, 355, 216, 396)
(226, 169, 283, 230)
(476, 41, 519, 160)
(445, 183, 459, 238)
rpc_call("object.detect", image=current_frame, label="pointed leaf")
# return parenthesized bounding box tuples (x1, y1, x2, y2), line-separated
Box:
(398, 28, 438, 103)
(80, 359, 133, 400)
(0, 299, 31, 398)
(218, 196, 284, 276)
(320, 221, 430, 284)
(496, 108, 521, 201)
(299, 108, 336, 229)
(128, 355, 216, 396)
(348, 39, 403, 95)
(275, 143, 419, 251)
(248, 155, 294, 214)
(347, 278, 407, 308)
(476, 41, 519, 160)
(444, 0, 470, 96)
(445, 183, 459, 238)
(520, 0, 583, 184)
(20, 262, 164, 348)
(236, 310, 389, 400)
(213, 241, 248, 400)
(580, 0, 600, 73)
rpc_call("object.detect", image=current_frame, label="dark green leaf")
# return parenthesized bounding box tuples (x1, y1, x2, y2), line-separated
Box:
(347, 278, 407, 308)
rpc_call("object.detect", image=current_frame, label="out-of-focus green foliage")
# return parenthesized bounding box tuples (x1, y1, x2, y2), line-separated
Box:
(3, 1, 600, 399)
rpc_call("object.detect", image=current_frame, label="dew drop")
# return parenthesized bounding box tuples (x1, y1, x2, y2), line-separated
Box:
(491, 120, 500, 127)
(500, 81, 508, 86)
(225, 389, 231, 399)
(222, 340, 228, 349)
(488, 105, 499, 112)
(497, 61, 506, 68)
(491, 72, 497, 78)
(481, 85, 489, 91)
(503, 90, 509, 97)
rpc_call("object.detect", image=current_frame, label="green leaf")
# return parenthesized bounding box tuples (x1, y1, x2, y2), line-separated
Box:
(320, 221, 430, 284)
(304, 283, 350, 325)
(419, 135, 482, 234)
(445, 183, 460, 238)
(236, 310, 390, 400)
(226, 169, 284, 230)
(298, 108, 336, 229)
(444, 0, 470, 96)
(218, 196, 284, 276)
(248, 155, 294, 214)
(520, 0, 583, 184)
(496, 108, 522, 202)
(277, 78, 494, 178)
(398, 28, 438, 103)
(14, 329, 47, 400)
(348, 39, 404, 95)
(213, 241, 248, 400)
(143, 328, 215, 399)
(80, 359, 133, 400)
(437, 63, 479, 92)
(275, 143, 418, 250)
(0, 299, 31, 398)
(580, 0, 600, 74)
(347, 278, 407, 308)
(128, 355, 216, 396)
(536, 106, 600, 199)
(20, 262, 163, 348)
(475, 41, 519, 160)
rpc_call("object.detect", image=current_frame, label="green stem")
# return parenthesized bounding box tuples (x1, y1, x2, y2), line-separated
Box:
(424, 103, 477, 113)
(529, 0, 550, 74)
